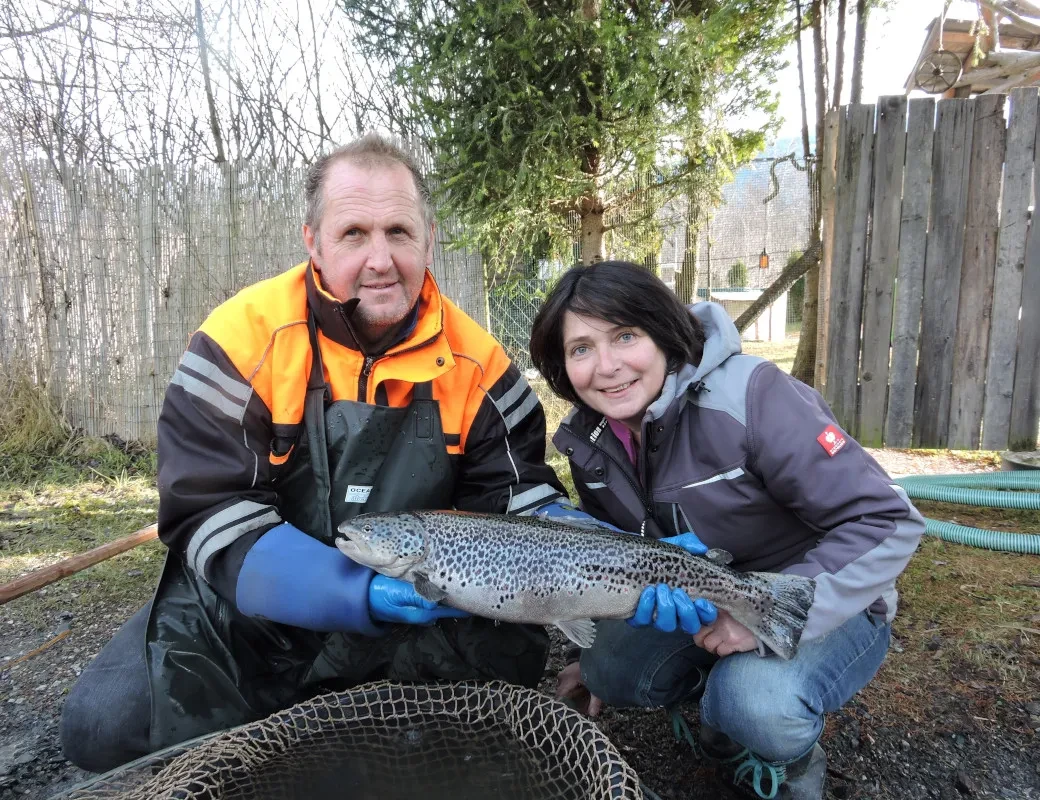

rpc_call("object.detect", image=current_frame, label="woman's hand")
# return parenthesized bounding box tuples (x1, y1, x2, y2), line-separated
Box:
(554, 662, 605, 718)
(693, 610, 759, 657)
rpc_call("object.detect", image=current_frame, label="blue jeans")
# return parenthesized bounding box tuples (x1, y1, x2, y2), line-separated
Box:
(580, 610, 890, 763)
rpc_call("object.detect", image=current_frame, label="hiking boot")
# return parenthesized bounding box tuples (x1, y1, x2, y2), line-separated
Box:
(775, 743, 827, 800)
(698, 726, 827, 800)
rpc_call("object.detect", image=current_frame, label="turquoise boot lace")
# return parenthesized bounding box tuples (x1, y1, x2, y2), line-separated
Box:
(733, 753, 787, 799)
(669, 709, 789, 800)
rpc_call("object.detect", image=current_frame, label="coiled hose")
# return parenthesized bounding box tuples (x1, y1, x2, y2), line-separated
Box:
(893, 472, 1040, 554)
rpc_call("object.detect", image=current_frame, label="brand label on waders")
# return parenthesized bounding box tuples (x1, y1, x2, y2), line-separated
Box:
(346, 485, 373, 504)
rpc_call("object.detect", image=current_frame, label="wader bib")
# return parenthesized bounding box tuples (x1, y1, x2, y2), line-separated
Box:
(144, 316, 548, 751)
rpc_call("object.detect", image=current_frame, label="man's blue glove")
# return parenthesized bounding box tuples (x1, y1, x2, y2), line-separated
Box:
(532, 500, 626, 532)
(368, 575, 471, 625)
(628, 532, 718, 634)
(236, 522, 382, 635)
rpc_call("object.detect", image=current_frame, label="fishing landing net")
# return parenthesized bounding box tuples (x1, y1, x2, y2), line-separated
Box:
(59, 680, 644, 800)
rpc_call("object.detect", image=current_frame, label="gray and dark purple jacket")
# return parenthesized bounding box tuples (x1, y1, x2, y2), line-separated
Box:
(553, 302, 926, 643)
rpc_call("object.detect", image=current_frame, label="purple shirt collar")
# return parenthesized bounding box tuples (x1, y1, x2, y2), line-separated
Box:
(606, 417, 638, 465)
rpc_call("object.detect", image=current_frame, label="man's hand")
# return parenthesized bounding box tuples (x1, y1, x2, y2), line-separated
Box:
(368, 575, 471, 625)
(628, 584, 718, 634)
(555, 662, 604, 718)
(693, 610, 758, 656)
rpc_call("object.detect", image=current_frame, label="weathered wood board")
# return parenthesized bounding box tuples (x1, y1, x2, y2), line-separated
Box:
(885, 98, 936, 448)
(949, 94, 1006, 449)
(859, 96, 908, 446)
(914, 99, 976, 448)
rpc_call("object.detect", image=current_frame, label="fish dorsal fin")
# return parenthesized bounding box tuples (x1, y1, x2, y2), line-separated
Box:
(704, 548, 734, 566)
(556, 619, 597, 648)
(413, 572, 448, 603)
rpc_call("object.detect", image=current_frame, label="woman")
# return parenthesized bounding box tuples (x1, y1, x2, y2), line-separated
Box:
(528, 261, 925, 800)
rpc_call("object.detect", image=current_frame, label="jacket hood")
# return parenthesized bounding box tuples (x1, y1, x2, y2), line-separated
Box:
(690, 300, 743, 381)
(641, 301, 742, 421)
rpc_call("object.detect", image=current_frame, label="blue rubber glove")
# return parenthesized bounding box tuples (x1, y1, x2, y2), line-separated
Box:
(629, 585, 718, 635)
(628, 532, 717, 634)
(531, 500, 626, 533)
(236, 522, 382, 635)
(368, 575, 471, 625)
(661, 532, 709, 556)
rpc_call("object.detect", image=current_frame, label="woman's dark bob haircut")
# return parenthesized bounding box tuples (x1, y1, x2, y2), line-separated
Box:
(529, 260, 706, 407)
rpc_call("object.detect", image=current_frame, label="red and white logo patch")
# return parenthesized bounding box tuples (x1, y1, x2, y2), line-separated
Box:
(816, 424, 847, 457)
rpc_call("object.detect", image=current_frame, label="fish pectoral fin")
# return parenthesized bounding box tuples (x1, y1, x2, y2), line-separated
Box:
(413, 572, 448, 603)
(704, 547, 734, 566)
(556, 619, 597, 649)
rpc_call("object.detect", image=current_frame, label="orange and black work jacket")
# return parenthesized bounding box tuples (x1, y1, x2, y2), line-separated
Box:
(156, 262, 565, 603)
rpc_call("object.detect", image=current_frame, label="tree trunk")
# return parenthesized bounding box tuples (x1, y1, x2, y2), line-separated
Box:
(850, 0, 868, 104)
(194, 0, 226, 164)
(676, 212, 699, 303)
(795, 0, 812, 164)
(734, 241, 821, 332)
(790, 0, 831, 386)
(812, 0, 829, 148)
(791, 261, 820, 383)
(832, 0, 848, 109)
(580, 207, 606, 265)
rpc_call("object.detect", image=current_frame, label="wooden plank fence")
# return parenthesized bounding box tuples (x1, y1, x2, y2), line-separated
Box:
(822, 90, 1040, 451)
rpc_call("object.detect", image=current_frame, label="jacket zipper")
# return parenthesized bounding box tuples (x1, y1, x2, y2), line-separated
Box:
(640, 419, 655, 515)
(578, 424, 656, 535)
(336, 304, 440, 403)
(358, 355, 376, 401)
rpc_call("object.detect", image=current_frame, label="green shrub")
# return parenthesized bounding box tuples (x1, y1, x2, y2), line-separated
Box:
(727, 260, 748, 288)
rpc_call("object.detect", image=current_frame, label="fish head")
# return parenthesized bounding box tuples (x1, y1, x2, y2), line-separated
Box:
(335, 512, 428, 578)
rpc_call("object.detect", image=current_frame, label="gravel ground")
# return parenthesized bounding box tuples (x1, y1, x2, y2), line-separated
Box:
(1, 447, 1038, 799)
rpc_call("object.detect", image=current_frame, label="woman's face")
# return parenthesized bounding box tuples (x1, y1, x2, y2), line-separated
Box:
(562, 311, 668, 430)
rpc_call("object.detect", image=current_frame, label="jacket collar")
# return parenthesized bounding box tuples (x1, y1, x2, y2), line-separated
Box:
(305, 261, 445, 355)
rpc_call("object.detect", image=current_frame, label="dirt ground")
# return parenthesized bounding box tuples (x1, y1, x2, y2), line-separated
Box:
(1, 447, 1038, 799)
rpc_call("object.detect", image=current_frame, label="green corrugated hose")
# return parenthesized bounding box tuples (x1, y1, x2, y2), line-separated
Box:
(893, 472, 1040, 555)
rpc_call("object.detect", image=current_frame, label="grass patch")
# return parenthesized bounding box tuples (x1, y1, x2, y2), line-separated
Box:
(866, 535, 1040, 724)
(0, 475, 161, 627)
(743, 336, 799, 374)
(0, 372, 160, 626)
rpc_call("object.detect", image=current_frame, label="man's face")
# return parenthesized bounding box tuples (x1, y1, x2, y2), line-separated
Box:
(303, 160, 434, 342)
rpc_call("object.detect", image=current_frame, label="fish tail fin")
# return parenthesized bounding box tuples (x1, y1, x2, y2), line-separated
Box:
(743, 572, 816, 660)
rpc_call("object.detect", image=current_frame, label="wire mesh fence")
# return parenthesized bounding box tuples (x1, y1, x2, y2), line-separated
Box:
(0, 155, 484, 443)
(0, 150, 812, 443)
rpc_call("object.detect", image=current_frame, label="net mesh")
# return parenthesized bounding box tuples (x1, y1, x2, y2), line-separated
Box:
(59, 681, 643, 800)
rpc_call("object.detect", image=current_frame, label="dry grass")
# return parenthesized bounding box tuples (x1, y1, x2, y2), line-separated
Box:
(0, 369, 72, 454)
(742, 335, 799, 374)
(864, 498, 1040, 727)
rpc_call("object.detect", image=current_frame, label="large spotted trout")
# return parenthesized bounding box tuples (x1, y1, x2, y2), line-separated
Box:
(336, 510, 816, 660)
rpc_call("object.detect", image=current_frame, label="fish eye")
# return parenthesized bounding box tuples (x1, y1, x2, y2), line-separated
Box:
(363, 525, 372, 532)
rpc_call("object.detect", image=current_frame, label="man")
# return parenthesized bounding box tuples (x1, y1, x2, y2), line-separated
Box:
(60, 134, 598, 773)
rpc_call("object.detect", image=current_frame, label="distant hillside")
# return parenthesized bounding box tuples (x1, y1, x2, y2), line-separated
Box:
(759, 134, 817, 159)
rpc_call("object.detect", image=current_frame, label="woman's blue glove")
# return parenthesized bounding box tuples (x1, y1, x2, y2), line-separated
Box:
(368, 575, 471, 625)
(628, 532, 718, 634)
(629, 585, 719, 635)
(532, 500, 626, 532)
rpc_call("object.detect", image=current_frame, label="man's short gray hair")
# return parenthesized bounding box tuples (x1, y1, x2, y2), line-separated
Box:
(304, 133, 436, 236)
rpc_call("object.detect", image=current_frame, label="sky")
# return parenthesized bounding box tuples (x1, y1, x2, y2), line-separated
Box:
(771, 0, 981, 138)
